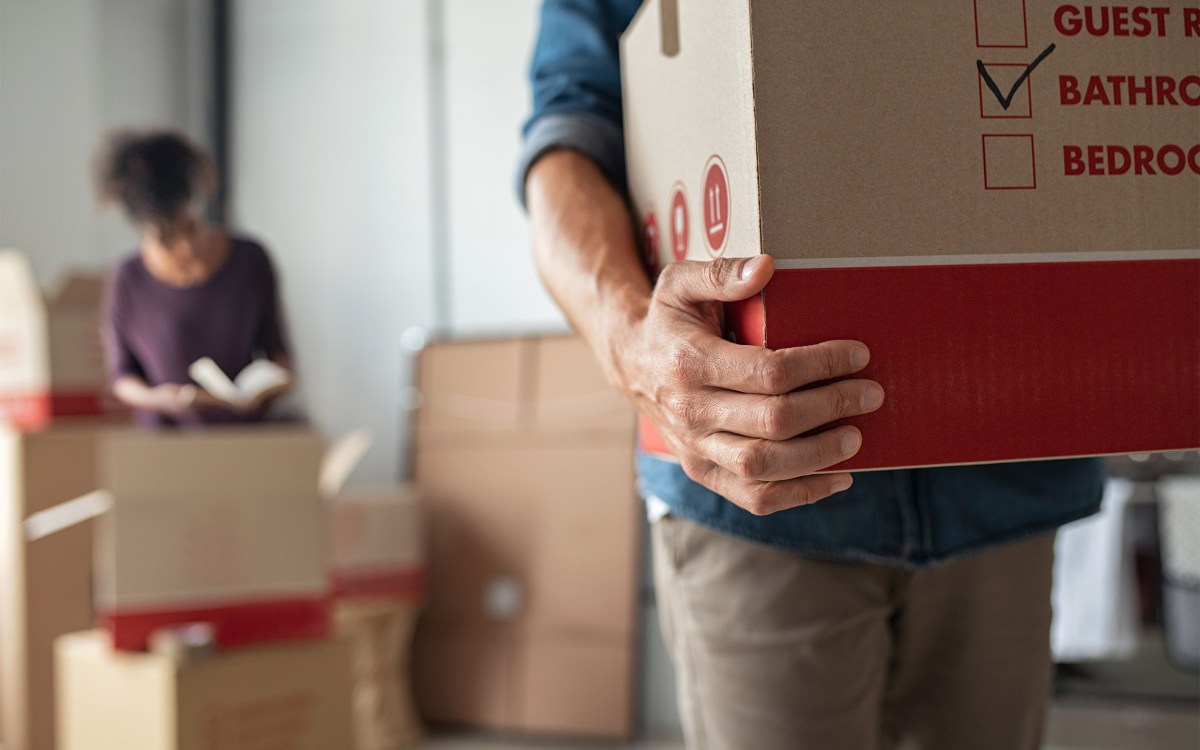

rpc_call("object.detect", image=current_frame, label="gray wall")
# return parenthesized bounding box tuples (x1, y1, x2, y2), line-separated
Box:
(0, 0, 208, 284)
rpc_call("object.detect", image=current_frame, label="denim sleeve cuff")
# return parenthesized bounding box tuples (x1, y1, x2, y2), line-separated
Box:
(515, 112, 626, 210)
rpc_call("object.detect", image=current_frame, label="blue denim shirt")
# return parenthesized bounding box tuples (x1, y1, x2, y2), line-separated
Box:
(518, 0, 1104, 567)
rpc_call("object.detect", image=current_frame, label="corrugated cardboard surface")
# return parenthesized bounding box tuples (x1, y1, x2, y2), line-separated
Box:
(412, 336, 639, 740)
(56, 629, 354, 750)
(731, 259, 1200, 471)
(750, 2, 1197, 260)
(625, 0, 1198, 263)
(0, 424, 106, 750)
(94, 428, 330, 650)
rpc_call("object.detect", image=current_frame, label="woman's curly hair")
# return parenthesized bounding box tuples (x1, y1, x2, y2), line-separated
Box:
(95, 130, 216, 236)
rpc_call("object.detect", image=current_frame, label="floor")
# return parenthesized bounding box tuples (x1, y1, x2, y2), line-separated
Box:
(419, 697, 1200, 750)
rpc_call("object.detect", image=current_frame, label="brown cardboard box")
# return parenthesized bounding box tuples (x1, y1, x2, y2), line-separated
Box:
(0, 251, 51, 429)
(331, 485, 425, 601)
(95, 428, 330, 651)
(411, 336, 640, 740)
(0, 252, 114, 428)
(46, 274, 111, 417)
(56, 629, 354, 750)
(622, 1, 1200, 469)
(0, 424, 105, 750)
(25, 427, 332, 652)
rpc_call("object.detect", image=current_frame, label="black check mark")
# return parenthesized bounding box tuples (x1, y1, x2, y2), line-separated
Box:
(977, 43, 1056, 111)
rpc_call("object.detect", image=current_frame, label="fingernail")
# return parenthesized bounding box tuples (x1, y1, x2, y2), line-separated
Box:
(841, 430, 862, 455)
(851, 346, 870, 370)
(831, 477, 853, 493)
(860, 385, 884, 411)
(739, 257, 761, 280)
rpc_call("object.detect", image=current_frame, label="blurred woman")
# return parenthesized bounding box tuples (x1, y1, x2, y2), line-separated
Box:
(97, 130, 293, 427)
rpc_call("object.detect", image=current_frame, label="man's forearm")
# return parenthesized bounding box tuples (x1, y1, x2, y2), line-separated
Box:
(526, 149, 650, 386)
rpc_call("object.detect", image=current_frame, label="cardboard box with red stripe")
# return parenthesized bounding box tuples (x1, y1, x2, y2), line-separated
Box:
(622, 0, 1200, 470)
(330, 484, 425, 601)
(1, 250, 119, 429)
(24, 427, 332, 652)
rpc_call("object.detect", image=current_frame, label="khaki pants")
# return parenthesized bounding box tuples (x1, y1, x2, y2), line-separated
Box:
(652, 516, 1056, 750)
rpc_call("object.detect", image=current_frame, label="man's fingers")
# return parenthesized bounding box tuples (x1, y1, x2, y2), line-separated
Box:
(655, 255, 774, 308)
(690, 460, 855, 516)
(699, 426, 862, 483)
(708, 380, 884, 439)
(664, 336, 873, 396)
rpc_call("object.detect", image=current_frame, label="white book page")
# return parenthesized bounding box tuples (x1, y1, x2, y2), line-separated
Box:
(232, 359, 290, 400)
(188, 357, 244, 404)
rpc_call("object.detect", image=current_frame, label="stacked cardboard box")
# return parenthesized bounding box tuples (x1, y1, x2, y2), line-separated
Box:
(623, 0, 1200, 470)
(46, 274, 112, 417)
(56, 630, 353, 750)
(86, 428, 331, 651)
(411, 335, 640, 740)
(0, 250, 115, 429)
(329, 482, 427, 749)
(331, 484, 425, 601)
(6, 426, 352, 750)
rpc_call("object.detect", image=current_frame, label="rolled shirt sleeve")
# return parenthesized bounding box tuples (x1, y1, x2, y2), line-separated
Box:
(516, 0, 642, 207)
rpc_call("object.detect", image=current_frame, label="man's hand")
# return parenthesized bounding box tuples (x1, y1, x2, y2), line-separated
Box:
(608, 255, 883, 515)
(527, 150, 882, 516)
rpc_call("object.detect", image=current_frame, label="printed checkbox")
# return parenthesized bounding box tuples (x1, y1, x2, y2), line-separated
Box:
(978, 63, 1033, 118)
(974, 0, 1028, 48)
(982, 134, 1036, 190)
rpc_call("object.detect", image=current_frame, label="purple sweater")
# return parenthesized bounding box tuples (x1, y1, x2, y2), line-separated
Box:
(102, 236, 290, 427)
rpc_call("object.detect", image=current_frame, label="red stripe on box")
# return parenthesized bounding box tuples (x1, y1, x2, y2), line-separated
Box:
(50, 390, 103, 416)
(642, 258, 1200, 471)
(102, 594, 331, 652)
(331, 565, 426, 601)
(0, 390, 50, 430)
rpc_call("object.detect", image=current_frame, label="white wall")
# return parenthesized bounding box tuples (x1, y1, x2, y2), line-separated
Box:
(0, 0, 205, 287)
(231, 0, 437, 484)
(441, 0, 567, 335)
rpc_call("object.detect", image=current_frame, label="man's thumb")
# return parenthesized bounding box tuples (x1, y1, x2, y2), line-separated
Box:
(656, 255, 774, 307)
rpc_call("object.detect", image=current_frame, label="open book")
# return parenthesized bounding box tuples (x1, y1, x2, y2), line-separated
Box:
(187, 357, 290, 407)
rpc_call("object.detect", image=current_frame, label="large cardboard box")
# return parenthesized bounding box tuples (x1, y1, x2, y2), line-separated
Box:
(622, 1, 1200, 470)
(411, 336, 641, 740)
(56, 629, 353, 750)
(0, 424, 106, 750)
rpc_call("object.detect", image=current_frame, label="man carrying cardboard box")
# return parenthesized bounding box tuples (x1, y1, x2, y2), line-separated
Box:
(517, 2, 1106, 749)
